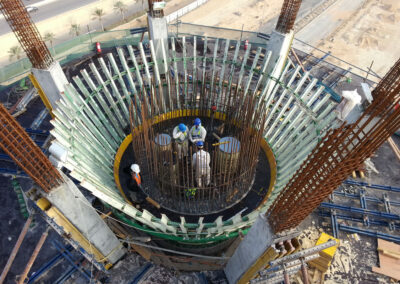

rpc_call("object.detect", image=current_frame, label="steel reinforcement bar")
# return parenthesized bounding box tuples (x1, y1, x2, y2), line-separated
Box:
(0, 104, 62, 192)
(268, 57, 400, 233)
(0, 0, 53, 69)
(276, 0, 302, 34)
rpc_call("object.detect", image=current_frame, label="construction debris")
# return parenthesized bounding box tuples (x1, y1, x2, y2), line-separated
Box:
(309, 233, 339, 273)
(373, 239, 400, 280)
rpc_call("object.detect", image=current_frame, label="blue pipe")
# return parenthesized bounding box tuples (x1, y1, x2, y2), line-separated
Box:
(24, 128, 49, 136)
(130, 263, 153, 284)
(0, 168, 28, 177)
(344, 180, 400, 193)
(28, 245, 73, 283)
(52, 240, 91, 281)
(319, 211, 400, 230)
(333, 191, 400, 207)
(339, 224, 400, 243)
(330, 212, 338, 238)
(55, 265, 78, 284)
(320, 202, 400, 220)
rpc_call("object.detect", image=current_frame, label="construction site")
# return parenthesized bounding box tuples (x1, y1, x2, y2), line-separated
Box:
(0, 0, 399, 283)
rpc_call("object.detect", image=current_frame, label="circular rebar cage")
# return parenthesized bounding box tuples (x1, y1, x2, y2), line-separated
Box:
(130, 74, 267, 214)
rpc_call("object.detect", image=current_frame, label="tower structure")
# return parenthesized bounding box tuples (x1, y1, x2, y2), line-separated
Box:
(0, 104, 126, 270)
(225, 58, 400, 283)
(0, 0, 68, 112)
(1, 0, 400, 282)
(147, 0, 168, 74)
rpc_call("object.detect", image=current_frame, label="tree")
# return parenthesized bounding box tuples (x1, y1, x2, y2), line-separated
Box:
(69, 24, 81, 37)
(8, 46, 22, 62)
(43, 32, 55, 50)
(92, 8, 106, 31)
(114, 1, 128, 22)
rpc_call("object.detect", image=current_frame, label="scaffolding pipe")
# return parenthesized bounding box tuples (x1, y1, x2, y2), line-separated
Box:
(301, 258, 310, 284)
(0, 215, 33, 284)
(17, 227, 50, 284)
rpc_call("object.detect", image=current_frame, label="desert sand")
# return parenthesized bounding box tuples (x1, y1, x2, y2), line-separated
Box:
(179, 0, 283, 31)
(317, 0, 400, 77)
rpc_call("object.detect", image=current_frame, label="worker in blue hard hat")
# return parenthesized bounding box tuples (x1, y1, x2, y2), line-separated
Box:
(189, 118, 207, 145)
(192, 141, 211, 187)
(172, 123, 189, 159)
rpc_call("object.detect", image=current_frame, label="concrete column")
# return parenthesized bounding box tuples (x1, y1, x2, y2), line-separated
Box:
(224, 214, 275, 284)
(265, 30, 294, 96)
(147, 15, 168, 74)
(31, 61, 68, 110)
(45, 172, 126, 264)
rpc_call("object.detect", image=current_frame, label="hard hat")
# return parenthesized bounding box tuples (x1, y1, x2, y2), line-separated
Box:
(196, 141, 204, 147)
(131, 164, 140, 173)
(194, 118, 201, 126)
(178, 123, 186, 132)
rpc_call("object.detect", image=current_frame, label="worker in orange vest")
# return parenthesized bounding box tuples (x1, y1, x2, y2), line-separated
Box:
(129, 164, 146, 206)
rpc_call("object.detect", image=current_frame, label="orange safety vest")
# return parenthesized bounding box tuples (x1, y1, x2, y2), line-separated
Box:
(132, 173, 141, 185)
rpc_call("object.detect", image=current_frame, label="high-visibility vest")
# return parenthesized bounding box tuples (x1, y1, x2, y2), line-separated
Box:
(191, 127, 201, 138)
(132, 173, 141, 185)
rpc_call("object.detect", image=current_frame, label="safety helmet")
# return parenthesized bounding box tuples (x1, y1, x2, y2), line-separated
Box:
(178, 123, 186, 132)
(131, 164, 140, 173)
(194, 118, 201, 126)
(196, 141, 204, 147)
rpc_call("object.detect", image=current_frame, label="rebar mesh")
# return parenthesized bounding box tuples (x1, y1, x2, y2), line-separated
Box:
(0, 0, 53, 69)
(268, 57, 400, 233)
(276, 0, 302, 34)
(148, 0, 164, 18)
(0, 104, 62, 192)
(130, 74, 267, 214)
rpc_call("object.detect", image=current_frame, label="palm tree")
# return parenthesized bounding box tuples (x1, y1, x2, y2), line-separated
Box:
(43, 32, 55, 53)
(114, 1, 128, 22)
(8, 46, 22, 62)
(92, 8, 106, 31)
(69, 24, 81, 37)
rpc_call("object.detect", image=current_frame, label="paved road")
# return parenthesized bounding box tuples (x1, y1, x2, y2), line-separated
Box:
(259, 0, 324, 34)
(0, 0, 97, 35)
(295, 0, 364, 49)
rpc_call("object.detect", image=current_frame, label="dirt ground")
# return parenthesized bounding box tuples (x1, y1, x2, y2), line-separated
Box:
(179, 0, 283, 31)
(317, 0, 400, 77)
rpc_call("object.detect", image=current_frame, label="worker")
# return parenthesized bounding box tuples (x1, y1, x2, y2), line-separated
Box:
(192, 141, 211, 187)
(189, 118, 207, 144)
(172, 123, 189, 159)
(129, 164, 146, 206)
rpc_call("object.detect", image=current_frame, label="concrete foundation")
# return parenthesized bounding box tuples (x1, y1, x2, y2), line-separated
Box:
(46, 172, 126, 264)
(147, 15, 168, 74)
(31, 61, 68, 110)
(224, 214, 275, 284)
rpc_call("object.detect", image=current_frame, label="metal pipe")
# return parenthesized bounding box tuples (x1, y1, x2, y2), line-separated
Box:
(270, 239, 337, 266)
(0, 215, 33, 284)
(344, 180, 400, 193)
(18, 227, 50, 284)
(283, 265, 290, 284)
(301, 258, 310, 284)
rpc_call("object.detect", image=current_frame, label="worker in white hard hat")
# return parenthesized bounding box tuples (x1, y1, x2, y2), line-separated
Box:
(192, 141, 211, 187)
(189, 118, 207, 145)
(129, 164, 146, 205)
(172, 123, 189, 159)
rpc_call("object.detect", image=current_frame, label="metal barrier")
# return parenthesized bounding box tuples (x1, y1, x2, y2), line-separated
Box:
(0, 30, 144, 84)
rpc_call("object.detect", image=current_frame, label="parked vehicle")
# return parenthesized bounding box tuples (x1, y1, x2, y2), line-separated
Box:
(26, 6, 38, 13)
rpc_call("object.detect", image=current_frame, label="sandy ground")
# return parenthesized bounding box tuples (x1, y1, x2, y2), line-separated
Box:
(179, 0, 283, 31)
(317, 0, 400, 77)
